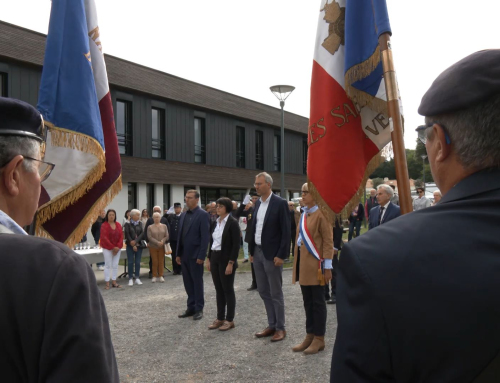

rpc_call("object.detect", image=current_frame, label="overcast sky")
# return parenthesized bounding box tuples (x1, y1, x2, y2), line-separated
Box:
(2, 0, 499, 149)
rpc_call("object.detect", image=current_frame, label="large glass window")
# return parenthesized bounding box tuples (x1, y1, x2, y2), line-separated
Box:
(146, 183, 154, 215)
(303, 140, 308, 175)
(116, 100, 132, 156)
(255, 130, 264, 170)
(273, 135, 281, 172)
(128, 182, 137, 210)
(163, 184, 170, 211)
(236, 126, 245, 168)
(0, 72, 7, 97)
(151, 108, 165, 159)
(194, 117, 206, 164)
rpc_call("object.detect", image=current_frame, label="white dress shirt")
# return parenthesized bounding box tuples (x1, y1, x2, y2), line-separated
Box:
(379, 201, 391, 223)
(255, 194, 271, 245)
(211, 214, 229, 251)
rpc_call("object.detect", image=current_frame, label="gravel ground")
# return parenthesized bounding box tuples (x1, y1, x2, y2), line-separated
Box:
(99, 268, 338, 383)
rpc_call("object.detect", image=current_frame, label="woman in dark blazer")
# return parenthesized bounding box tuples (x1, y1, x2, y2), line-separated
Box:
(206, 197, 240, 331)
(123, 209, 146, 286)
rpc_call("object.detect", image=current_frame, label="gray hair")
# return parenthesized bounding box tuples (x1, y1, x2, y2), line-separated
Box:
(377, 184, 394, 198)
(153, 205, 162, 212)
(0, 136, 40, 172)
(433, 190, 442, 197)
(152, 212, 161, 218)
(256, 172, 273, 186)
(130, 209, 141, 218)
(425, 93, 500, 171)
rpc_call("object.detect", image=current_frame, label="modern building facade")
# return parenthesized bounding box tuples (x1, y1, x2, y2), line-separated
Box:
(0, 21, 308, 218)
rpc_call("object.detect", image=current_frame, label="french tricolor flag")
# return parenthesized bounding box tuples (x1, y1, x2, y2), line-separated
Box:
(308, 0, 393, 217)
(37, 0, 122, 246)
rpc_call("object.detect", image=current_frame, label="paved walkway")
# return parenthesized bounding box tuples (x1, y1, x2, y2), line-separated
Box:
(99, 268, 338, 382)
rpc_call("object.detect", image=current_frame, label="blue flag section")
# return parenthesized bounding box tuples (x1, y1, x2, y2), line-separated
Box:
(37, 0, 104, 149)
(344, 0, 392, 100)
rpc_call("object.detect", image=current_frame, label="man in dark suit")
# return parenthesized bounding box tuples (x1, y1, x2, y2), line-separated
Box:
(325, 218, 343, 304)
(368, 184, 401, 230)
(331, 50, 500, 382)
(166, 202, 183, 275)
(176, 190, 210, 320)
(0, 98, 118, 382)
(248, 172, 291, 342)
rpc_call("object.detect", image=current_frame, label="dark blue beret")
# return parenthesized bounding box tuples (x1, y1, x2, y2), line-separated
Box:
(0, 97, 46, 143)
(174, 203, 182, 207)
(418, 49, 500, 116)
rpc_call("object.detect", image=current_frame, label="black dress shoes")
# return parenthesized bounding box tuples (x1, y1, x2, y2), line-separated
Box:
(327, 297, 337, 304)
(247, 284, 257, 291)
(193, 311, 203, 320)
(178, 310, 195, 318)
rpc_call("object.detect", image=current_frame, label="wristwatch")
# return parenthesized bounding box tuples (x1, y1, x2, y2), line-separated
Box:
(228, 261, 234, 265)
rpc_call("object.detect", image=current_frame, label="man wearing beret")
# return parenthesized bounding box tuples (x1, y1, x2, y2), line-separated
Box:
(166, 202, 183, 275)
(331, 50, 500, 382)
(0, 97, 119, 382)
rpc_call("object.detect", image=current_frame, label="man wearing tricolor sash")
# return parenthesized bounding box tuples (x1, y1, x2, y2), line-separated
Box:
(291, 183, 333, 355)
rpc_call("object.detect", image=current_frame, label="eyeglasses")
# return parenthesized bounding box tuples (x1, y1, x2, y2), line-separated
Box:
(416, 123, 451, 145)
(417, 190, 424, 194)
(254, 182, 264, 187)
(0, 155, 55, 183)
(301, 191, 309, 195)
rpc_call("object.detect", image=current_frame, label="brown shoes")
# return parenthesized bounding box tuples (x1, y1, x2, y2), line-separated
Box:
(219, 321, 235, 331)
(255, 327, 276, 338)
(303, 336, 325, 354)
(208, 320, 224, 330)
(271, 330, 287, 342)
(292, 333, 314, 352)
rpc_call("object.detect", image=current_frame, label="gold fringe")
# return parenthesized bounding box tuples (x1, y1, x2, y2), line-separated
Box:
(318, 268, 325, 286)
(308, 151, 385, 227)
(36, 175, 123, 249)
(37, 125, 107, 225)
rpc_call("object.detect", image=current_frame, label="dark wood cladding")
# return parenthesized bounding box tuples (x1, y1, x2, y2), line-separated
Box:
(121, 156, 306, 191)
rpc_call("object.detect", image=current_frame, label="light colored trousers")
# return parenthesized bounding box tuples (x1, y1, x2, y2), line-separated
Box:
(241, 230, 249, 259)
(103, 248, 120, 282)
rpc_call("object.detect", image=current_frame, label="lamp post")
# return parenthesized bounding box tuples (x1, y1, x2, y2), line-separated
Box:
(270, 85, 295, 199)
(421, 154, 427, 186)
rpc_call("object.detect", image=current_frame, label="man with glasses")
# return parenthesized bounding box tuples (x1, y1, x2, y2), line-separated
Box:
(332, 50, 500, 382)
(413, 187, 431, 211)
(0, 97, 118, 382)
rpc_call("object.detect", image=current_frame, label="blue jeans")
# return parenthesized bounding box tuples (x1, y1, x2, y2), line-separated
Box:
(348, 220, 362, 241)
(126, 245, 143, 280)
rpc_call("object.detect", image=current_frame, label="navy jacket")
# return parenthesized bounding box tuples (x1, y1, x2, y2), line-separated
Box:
(248, 193, 291, 261)
(331, 168, 500, 383)
(368, 202, 401, 229)
(176, 206, 210, 261)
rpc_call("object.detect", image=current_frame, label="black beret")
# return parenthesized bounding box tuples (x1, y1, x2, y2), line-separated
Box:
(418, 49, 500, 116)
(0, 97, 46, 142)
(174, 203, 182, 207)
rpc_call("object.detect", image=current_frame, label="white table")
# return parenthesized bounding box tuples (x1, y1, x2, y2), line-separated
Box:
(75, 247, 172, 278)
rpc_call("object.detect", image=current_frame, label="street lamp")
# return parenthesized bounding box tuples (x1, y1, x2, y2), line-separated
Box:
(270, 85, 295, 199)
(421, 154, 427, 186)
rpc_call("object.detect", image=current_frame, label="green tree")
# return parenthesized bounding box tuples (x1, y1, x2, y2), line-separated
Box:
(372, 177, 384, 188)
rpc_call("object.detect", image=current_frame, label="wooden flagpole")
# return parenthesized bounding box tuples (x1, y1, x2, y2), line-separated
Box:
(379, 33, 413, 215)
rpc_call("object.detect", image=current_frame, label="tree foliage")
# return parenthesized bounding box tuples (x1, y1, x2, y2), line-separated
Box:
(372, 177, 384, 188)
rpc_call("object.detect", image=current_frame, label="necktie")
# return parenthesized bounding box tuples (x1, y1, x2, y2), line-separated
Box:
(378, 207, 385, 225)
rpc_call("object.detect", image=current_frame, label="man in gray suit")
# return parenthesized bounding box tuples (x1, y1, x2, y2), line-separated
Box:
(248, 172, 291, 342)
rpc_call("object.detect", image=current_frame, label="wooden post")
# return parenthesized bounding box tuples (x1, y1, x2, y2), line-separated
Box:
(379, 33, 413, 215)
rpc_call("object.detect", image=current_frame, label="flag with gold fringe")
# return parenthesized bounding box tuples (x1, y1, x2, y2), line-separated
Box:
(308, 0, 393, 221)
(36, 0, 121, 247)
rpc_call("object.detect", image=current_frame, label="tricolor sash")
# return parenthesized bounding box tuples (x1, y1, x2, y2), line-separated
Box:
(299, 213, 322, 262)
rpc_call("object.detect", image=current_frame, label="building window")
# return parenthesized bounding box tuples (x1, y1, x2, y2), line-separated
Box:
(163, 184, 170, 212)
(0, 72, 7, 97)
(255, 130, 264, 170)
(146, 183, 155, 215)
(303, 140, 308, 175)
(116, 100, 132, 156)
(273, 135, 281, 172)
(128, 182, 137, 210)
(236, 126, 245, 168)
(194, 117, 206, 164)
(151, 108, 165, 159)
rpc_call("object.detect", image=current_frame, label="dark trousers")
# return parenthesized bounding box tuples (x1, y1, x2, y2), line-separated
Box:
(250, 262, 257, 287)
(324, 255, 338, 300)
(181, 257, 204, 312)
(290, 230, 296, 259)
(170, 241, 181, 274)
(301, 285, 327, 336)
(348, 220, 362, 241)
(210, 254, 236, 322)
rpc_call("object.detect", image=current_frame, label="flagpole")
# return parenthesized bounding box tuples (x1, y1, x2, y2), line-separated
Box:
(379, 33, 413, 215)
